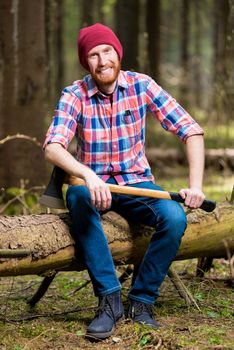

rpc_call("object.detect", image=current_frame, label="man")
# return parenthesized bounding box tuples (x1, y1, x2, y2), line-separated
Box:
(43, 23, 205, 340)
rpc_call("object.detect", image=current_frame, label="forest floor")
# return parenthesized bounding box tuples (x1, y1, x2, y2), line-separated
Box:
(0, 260, 233, 350)
(0, 169, 233, 350)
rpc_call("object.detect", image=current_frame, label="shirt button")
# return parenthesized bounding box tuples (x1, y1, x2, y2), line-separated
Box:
(113, 144, 117, 149)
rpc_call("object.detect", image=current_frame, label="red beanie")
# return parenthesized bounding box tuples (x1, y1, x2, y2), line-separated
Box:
(77, 23, 123, 71)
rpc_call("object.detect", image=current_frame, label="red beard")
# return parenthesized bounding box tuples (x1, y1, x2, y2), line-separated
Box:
(91, 61, 121, 87)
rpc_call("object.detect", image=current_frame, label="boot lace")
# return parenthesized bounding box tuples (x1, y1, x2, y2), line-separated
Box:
(95, 294, 117, 323)
(131, 302, 154, 318)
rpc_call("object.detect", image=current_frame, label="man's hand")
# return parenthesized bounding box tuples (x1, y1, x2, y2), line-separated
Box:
(44, 143, 112, 211)
(179, 187, 205, 209)
(84, 173, 112, 211)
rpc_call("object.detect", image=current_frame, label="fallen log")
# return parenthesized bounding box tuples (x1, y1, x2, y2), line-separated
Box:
(146, 148, 234, 170)
(0, 203, 233, 277)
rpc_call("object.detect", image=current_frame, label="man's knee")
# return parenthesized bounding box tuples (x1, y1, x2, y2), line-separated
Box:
(158, 202, 187, 239)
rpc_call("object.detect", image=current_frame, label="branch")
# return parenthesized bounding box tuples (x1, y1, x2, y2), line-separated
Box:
(223, 239, 234, 284)
(0, 305, 96, 323)
(0, 134, 41, 147)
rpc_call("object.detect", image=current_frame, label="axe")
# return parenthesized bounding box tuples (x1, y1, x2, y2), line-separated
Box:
(39, 166, 216, 212)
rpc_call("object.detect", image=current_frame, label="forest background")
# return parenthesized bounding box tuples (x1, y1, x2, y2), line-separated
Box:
(0, 1, 234, 350)
(0, 0, 233, 190)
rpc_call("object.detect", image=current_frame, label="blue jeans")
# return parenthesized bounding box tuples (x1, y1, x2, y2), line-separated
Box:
(66, 178, 187, 304)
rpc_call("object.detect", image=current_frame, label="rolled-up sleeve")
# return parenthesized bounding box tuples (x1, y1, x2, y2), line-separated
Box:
(43, 88, 81, 149)
(146, 78, 204, 143)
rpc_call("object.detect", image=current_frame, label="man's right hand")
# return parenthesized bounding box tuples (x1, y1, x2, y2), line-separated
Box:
(84, 173, 112, 211)
(44, 143, 112, 211)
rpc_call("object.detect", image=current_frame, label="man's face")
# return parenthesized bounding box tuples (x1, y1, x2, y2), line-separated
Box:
(87, 44, 120, 92)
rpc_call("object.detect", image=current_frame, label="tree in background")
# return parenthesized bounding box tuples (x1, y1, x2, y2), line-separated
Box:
(115, 0, 139, 71)
(146, 0, 161, 83)
(46, 0, 64, 105)
(180, 0, 190, 109)
(0, 0, 233, 188)
(193, 0, 202, 108)
(0, 0, 63, 188)
(212, 0, 234, 135)
(0, 0, 47, 187)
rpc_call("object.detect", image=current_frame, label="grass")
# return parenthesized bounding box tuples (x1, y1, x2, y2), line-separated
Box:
(0, 260, 233, 350)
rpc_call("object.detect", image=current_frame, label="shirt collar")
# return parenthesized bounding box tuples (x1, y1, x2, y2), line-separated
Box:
(85, 70, 128, 98)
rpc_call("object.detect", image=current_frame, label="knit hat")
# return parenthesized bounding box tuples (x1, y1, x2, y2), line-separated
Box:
(77, 23, 123, 71)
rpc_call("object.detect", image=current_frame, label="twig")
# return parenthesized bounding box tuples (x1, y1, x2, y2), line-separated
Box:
(144, 336, 163, 349)
(68, 280, 91, 296)
(0, 134, 41, 147)
(0, 305, 96, 323)
(2, 277, 15, 323)
(0, 249, 31, 258)
(168, 267, 201, 311)
(16, 196, 32, 214)
(118, 264, 134, 284)
(230, 185, 234, 204)
(0, 281, 41, 297)
(22, 328, 81, 350)
(27, 274, 57, 307)
(22, 329, 51, 350)
(222, 239, 234, 283)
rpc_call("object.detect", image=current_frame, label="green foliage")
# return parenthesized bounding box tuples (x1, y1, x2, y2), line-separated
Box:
(0, 187, 40, 215)
(101, 0, 117, 15)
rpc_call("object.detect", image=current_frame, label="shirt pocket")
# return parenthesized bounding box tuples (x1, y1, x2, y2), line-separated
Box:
(121, 109, 143, 144)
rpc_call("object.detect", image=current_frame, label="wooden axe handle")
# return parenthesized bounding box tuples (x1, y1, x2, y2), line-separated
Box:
(66, 176, 216, 212)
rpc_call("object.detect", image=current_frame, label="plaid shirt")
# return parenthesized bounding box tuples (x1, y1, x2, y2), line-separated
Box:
(44, 70, 204, 185)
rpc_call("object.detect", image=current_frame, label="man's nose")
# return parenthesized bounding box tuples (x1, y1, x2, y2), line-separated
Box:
(98, 53, 107, 66)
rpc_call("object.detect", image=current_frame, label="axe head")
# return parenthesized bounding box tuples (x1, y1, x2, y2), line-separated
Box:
(39, 166, 66, 209)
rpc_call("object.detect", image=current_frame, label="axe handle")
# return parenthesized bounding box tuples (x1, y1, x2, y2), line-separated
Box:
(67, 176, 216, 212)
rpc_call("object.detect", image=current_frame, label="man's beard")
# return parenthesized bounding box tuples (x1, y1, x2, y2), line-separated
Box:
(91, 61, 121, 87)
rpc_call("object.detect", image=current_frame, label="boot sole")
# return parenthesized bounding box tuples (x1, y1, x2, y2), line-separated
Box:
(85, 315, 125, 340)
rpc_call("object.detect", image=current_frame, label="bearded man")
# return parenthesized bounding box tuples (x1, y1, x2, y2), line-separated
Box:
(43, 23, 205, 340)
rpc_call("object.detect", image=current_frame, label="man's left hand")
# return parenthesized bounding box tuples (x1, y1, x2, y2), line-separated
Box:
(179, 188, 205, 209)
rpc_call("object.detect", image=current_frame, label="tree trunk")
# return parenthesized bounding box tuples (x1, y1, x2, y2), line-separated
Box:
(212, 0, 230, 122)
(0, 203, 233, 276)
(45, 0, 64, 105)
(180, 0, 190, 108)
(145, 147, 234, 171)
(193, 0, 202, 108)
(146, 0, 161, 82)
(115, 0, 139, 71)
(81, 0, 94, 27)
(0, 0, 48, 188)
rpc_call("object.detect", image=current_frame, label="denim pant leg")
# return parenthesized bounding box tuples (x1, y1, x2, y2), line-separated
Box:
(66, 185, 121, 297)
(112, 181, 187, 305)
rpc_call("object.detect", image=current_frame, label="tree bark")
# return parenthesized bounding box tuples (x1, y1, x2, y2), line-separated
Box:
(115, 0, 139, 71)
(180, 0, 190, 108)
(0, 203, 233, 276)
(45, 0, 64, 105)
(81, 0, 94, 27)
(0, 0, 48, 187)
(212, 0, 230, 124)
(146, 0, 161, 82)
(193, 0, 202, 108)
